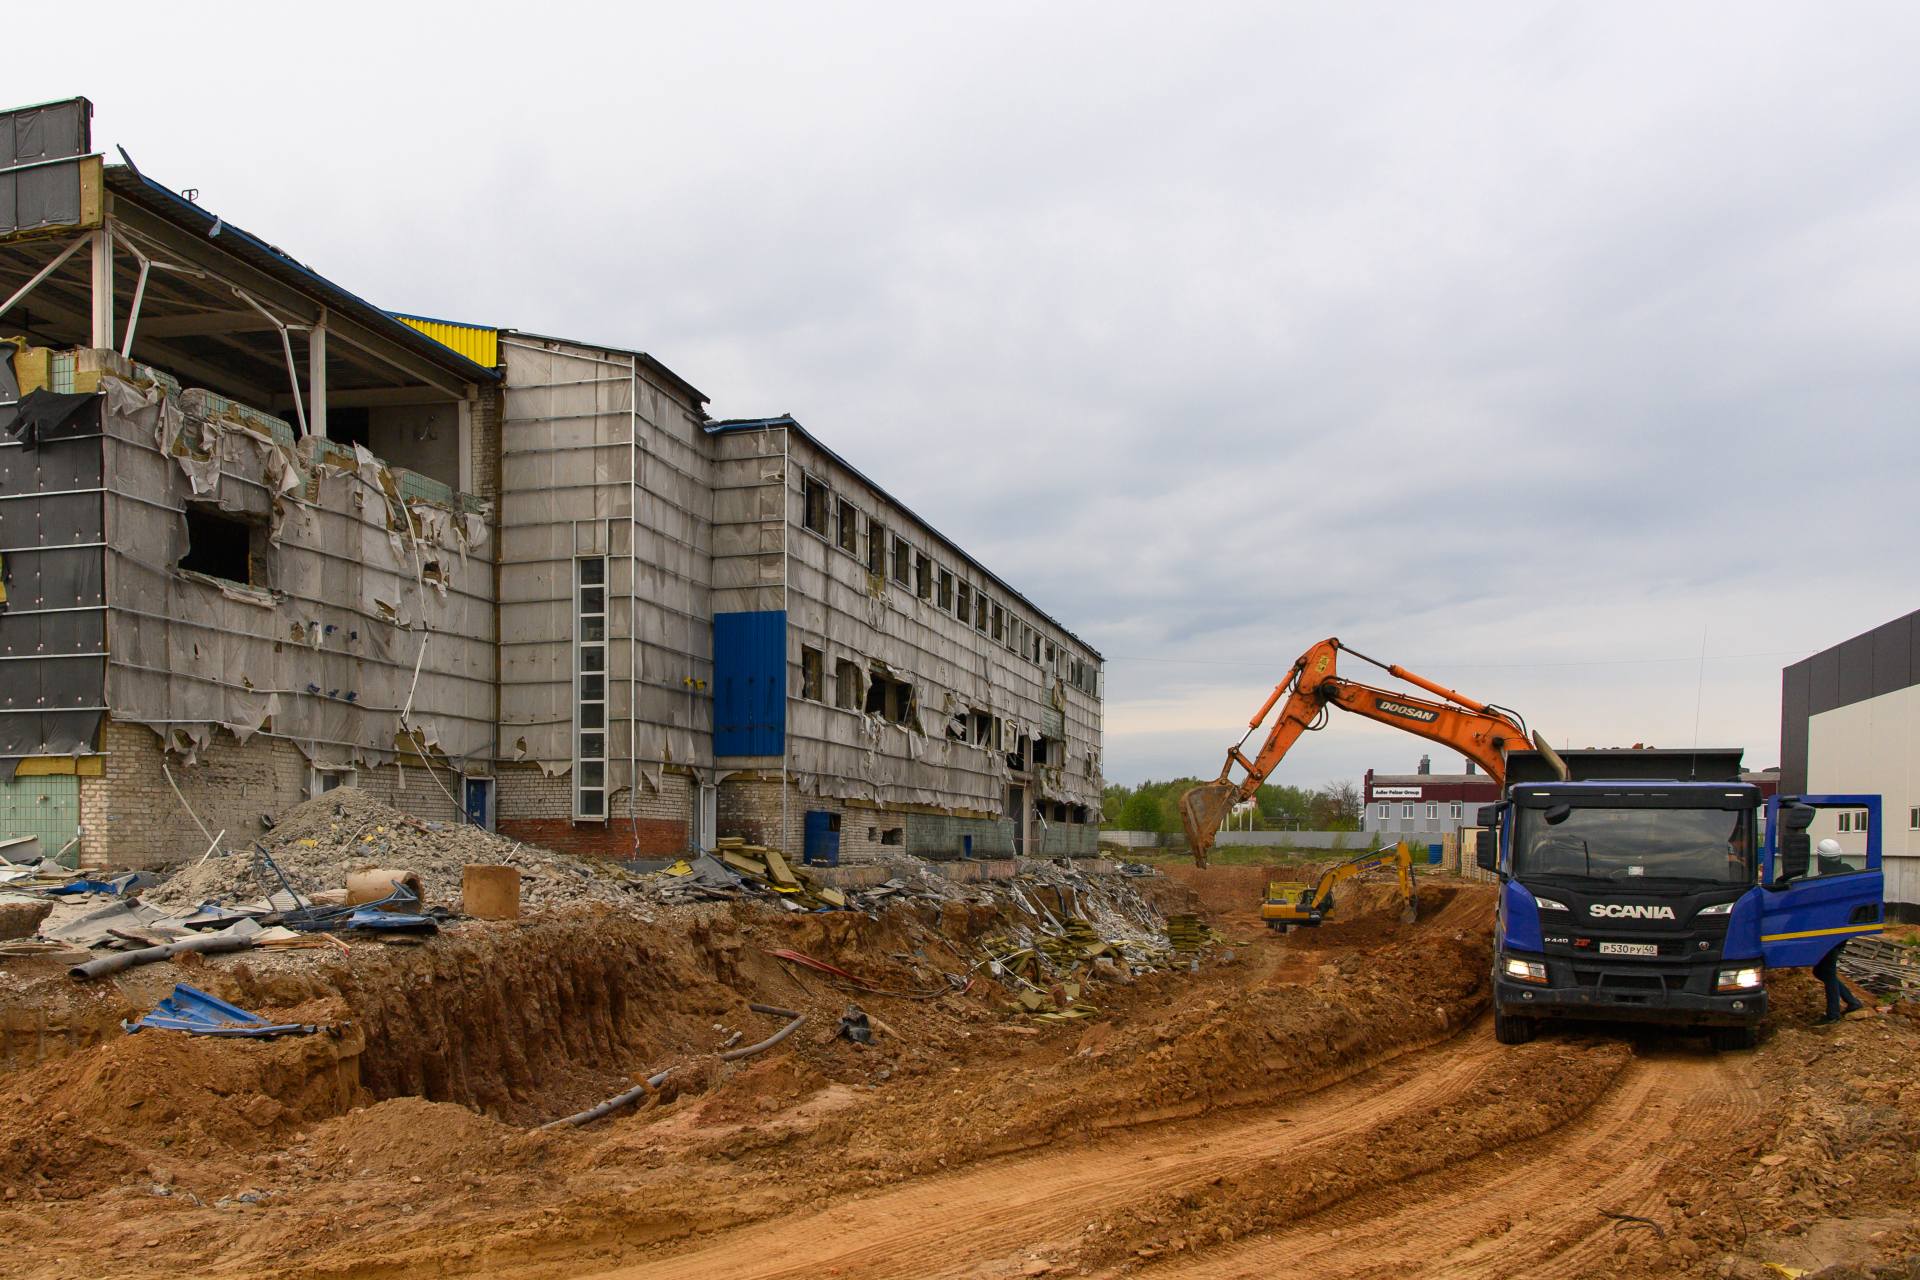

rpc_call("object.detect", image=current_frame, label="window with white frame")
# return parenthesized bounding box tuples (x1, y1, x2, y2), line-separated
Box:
(1839, 813, 1852, 832)
(1378, 804, 1389, 821)
(1910, 806, 1919, 832)
(575, 556, 608, 820)
(1402, 804, 1415, 820)
(1425, 803, 1438, 821)
(1451, 802, 1463, 820)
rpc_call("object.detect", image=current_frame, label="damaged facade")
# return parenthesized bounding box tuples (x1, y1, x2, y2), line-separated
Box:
(0, 98, 1102, 870)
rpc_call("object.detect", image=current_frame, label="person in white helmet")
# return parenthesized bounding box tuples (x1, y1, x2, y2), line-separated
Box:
(1810, 837, 1867, 1023)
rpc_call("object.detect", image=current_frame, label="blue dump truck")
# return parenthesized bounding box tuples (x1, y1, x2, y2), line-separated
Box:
(1478, 748, 1884, 1049)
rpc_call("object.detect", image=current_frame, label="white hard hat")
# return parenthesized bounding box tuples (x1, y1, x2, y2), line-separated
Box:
(1816, 838, 1844, 858)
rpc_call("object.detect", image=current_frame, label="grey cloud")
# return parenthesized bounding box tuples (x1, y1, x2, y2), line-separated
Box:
(15, 1, 1916, 788)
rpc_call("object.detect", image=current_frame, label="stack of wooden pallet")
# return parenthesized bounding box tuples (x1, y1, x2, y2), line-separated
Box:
(712, 838, 849, 909)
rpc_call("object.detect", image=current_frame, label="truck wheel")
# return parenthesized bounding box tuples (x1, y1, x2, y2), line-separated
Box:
(1494, 1006, 1536, 1045)
(1709, 1025, 1759, 1052)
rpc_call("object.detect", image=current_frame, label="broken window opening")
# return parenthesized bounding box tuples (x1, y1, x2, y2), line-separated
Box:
(802, 475, 830, 536)
(1031, 737, 1051, 766)
(1072, 805, 1088, 825)
(956, 581, 972, 625)
(867, 520, 888, 576)
(937, 568, 953, 610)
(836, 498, 858, 554)
(915, 552, 933, 601)
(974, 593, 988, 631)
(1053, 802, 1069, 823)
(880, 827, 904, 846)
(179, 505, 258, 584)
(868, 671, 916, 726)
(990, 602, 1004, 642)
(969, 709, 992, 746)
(800, 645, 824, 701)
(835, 659, 862, 710)
(326, 407, 372, 452)
(891, 535, 910, 586)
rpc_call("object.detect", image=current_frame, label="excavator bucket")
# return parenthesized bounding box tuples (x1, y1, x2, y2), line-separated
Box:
(1401, 895, 1419, 925)
(1178, 783, 1238, 866)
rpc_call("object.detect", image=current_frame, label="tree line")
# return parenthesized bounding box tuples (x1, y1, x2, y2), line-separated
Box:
(1101, 778, 1363, 833)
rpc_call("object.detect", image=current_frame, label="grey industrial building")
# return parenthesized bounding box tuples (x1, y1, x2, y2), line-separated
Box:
(1781, 607, 1918, 917)
(0, 97, 1102, 870)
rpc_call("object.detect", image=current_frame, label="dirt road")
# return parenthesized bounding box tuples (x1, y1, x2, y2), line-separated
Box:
(560, 1024, 1749, 1280)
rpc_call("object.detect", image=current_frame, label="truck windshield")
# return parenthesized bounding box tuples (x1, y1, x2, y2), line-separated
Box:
(1513, 806, 1751, 884)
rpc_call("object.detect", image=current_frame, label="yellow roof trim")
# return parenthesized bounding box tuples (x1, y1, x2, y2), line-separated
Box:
(394, 315, 498, 369)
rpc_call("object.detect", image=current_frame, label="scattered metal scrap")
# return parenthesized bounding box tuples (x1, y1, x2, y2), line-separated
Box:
(540, 1003, 807, 1130)
(125, 983, 321, 1039)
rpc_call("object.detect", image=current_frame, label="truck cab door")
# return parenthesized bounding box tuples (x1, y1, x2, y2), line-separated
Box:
(1759, 795, 1885, 969)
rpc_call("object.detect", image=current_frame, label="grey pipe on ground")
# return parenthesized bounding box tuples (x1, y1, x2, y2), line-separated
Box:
(69, 932, 256, 981)
(539, 1002, 805, 1131)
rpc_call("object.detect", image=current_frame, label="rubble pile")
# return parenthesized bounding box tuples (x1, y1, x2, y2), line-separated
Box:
(144, 790, 640, 914)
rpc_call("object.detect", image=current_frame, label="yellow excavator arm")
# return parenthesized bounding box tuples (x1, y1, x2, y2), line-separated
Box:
(1261, 841, 1419, 930)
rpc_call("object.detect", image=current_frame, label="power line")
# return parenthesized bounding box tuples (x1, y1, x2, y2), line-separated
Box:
(1102, 648, 1806, 670)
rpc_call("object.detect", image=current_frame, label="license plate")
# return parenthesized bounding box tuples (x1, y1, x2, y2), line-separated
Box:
(1599, 941, 1658, 957)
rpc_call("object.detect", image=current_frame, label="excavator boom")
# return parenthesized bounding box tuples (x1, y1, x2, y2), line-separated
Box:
(1179, 638, 1555, 865)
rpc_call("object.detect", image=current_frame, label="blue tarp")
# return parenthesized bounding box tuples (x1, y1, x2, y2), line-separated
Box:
(125, 983, 318, 1039)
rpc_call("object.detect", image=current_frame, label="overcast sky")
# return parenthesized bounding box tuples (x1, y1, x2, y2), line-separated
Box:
(18, 3, 1915, 790)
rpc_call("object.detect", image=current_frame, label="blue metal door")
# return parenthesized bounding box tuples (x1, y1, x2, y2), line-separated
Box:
(1759, 794, 1885, 969)
(463, 777, 494, 830)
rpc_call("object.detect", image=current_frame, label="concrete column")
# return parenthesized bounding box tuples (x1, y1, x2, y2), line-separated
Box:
(89, 228, 113, 349)
(308, 320, 328, 438)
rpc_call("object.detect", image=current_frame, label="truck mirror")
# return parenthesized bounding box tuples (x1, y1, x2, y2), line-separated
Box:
(1544, 803, 1573, 826)
(1476, 805, 1500, 828)
(1776, 829, 1811, 884)
(1781, 803, 1817, 831)
(1474, 830, 1497, 873)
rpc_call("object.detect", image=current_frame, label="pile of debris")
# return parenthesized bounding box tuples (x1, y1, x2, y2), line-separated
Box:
(145, 790, 640, 915)
(660, 838, 851, 909)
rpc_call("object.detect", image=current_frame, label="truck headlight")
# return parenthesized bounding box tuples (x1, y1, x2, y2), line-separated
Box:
(1504, 958, 1548, 984)
(1534, 896, 1570, 912)
(1698, 902, 1734, 917)
(1716, 966, 1763, 992)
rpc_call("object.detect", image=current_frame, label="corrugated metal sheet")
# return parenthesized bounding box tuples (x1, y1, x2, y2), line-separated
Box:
(393, 314, 499, 369)
(713, 610, 786, 756)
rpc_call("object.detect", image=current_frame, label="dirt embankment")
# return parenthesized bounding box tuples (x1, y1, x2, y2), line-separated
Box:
(6, 871, 1916, 1280)
(0, 879, 1502, 1279)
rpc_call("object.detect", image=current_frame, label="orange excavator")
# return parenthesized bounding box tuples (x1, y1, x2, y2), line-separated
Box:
(1179, 637, 1565, 866)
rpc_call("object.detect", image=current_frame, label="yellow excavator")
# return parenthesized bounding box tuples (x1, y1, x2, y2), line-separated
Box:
(1261, 840, 1419, 931)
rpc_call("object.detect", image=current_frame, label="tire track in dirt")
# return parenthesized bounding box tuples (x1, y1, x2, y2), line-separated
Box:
(559, 1024, 1568, 1280)
(1130, 1046, 1760, 1280)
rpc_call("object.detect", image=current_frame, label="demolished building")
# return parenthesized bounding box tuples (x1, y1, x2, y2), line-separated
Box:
(0, 97, 1103, 870)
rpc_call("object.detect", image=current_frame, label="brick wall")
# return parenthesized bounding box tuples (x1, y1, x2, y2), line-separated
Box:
(469, 383, 502, 505)
(715, 775, 1096, 864)
(79, 719, 469, 871)
(495, 763, 692, 857)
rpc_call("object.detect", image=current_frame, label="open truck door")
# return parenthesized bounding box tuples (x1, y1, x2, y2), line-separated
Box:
(1759, 795, 1885, 969)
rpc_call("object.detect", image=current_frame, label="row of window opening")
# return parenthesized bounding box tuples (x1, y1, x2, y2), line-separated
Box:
(802, 475, 1097, 696)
